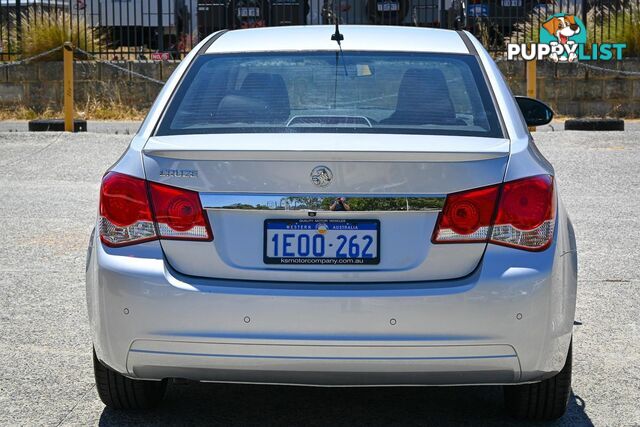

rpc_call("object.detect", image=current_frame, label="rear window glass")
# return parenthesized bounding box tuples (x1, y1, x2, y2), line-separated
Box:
(157, 51, 503, 138)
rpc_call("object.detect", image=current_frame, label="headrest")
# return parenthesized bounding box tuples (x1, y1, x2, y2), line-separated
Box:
(391, 68, 457, 125)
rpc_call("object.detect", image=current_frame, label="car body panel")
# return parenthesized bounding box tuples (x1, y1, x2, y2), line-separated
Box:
(205, 25, 470, 55)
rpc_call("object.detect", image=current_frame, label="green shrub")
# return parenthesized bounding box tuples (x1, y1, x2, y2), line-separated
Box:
(589, 6, 640, 56)
(3, 7, 105, 60)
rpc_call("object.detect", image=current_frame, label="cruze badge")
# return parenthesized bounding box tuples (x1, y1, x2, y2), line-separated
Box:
(310, 166, 333, 187)
(159, 169, 198, 178)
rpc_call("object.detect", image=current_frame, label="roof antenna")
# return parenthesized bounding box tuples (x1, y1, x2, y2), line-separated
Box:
(330, 5, 348, 76)
(331, 8, 344, 43)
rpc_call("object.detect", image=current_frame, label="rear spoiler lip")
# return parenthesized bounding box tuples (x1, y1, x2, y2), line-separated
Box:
(143, 135, 510, 162)
(143, 149, 508, 162)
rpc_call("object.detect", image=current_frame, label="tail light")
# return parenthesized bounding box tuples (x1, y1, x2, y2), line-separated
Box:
(99, 173, 156, 247)
(432, 175, 555, 251)
(149, 182, 212, 240)
(431, 184, 500, 243)
(99, 172, 212, 247)
(491, 175, 555, 250)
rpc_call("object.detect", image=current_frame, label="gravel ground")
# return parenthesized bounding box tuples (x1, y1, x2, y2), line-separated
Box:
(0, 129, 638, 426)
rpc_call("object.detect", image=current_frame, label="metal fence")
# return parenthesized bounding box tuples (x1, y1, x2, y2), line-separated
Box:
(0, 0, 638, 59)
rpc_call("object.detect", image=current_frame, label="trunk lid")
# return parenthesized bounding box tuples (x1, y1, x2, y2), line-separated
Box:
(143, 133, 509, 282)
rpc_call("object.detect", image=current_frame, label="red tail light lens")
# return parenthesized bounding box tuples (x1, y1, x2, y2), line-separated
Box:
(99, 172, 212, 247)
(494, 175, 554, 231)
(432, 175, 555, 251)
(491, 175, 555, 250)
(432, 185, 500, 242)
(99, 172, 156, 246)
(149, 182, 212, 241)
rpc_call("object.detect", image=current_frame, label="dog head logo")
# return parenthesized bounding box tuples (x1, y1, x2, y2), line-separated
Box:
(540, 14, 587, 62)
(542, 15, 581, 44)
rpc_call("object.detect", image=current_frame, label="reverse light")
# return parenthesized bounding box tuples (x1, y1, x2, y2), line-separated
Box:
(99, 172, 212, 247)
(432, 175, 555, 251)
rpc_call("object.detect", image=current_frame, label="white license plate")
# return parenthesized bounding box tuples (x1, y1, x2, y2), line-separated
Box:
(237, 7, 260, 17)
(501, 0, 521, 6)
(264, 219, 380, 265)
(377, 2, 399, 11)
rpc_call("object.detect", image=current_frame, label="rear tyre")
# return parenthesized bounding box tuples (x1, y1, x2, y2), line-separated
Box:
(503, 341, 572, 421)
(93, 349, 167, 409)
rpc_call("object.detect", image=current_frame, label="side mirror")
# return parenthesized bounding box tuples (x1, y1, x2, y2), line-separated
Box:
(515, 96, 554, 127)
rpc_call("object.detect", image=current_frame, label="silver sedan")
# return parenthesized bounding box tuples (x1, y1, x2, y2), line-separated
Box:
(86, 25, 577, 420)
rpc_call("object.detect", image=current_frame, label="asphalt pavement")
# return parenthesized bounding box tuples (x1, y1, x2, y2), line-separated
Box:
(0, 128, 638, 426)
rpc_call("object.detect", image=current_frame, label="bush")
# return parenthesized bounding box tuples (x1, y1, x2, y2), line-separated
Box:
(590, 6, 640, 57)
(3, 7, 105, 60)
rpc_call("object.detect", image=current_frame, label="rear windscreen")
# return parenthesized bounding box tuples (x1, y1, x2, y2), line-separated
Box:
(157, 51, 503, 138)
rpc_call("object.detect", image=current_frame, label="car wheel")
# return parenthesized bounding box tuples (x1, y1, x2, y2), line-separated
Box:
(503, 340, 572, 421)
(93, 349, 167, 409)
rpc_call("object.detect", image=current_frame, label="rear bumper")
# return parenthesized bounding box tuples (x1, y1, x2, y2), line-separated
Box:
(86, 227, 576, 386)
(128, 340, 520, 385)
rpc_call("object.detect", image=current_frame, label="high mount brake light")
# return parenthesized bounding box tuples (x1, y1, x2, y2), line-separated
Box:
(432, 175, 555, 251)
(99, 172, 212, 247)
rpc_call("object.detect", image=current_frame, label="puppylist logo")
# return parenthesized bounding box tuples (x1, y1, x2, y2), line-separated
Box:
(507, 13, 626, 62)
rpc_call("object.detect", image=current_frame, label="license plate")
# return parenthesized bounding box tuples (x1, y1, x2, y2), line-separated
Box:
(237, 7, 259, 17)
(264, 219, 380, 265)
(377, 2, 399, 11)
(501, 0, 521, 6)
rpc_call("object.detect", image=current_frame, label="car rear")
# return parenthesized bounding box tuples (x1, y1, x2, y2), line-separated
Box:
(87, 26, 576, 419)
